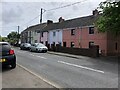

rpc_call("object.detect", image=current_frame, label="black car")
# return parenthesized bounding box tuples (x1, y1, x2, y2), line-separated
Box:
(20, 43, 31, 50)
(0, 42, 16, 69)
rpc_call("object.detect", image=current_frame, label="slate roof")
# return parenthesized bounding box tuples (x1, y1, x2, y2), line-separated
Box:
(41, 15, 100, 32)
(22, 14, 100, 33)
(21, 23, 46, 33)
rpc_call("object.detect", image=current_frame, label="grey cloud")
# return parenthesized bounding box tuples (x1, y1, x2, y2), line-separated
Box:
(2, 5, 23, 24)
(45, 11, 55, 21)
(72, 5, 78, 11)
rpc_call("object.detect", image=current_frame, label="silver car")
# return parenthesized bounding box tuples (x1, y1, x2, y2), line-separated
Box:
(29, 43, 48, 53)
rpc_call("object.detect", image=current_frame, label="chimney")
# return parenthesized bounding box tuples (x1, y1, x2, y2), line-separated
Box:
(47, 20, 53, 25)
(59, 17, 65, 23)
(93, 9, 99, 16)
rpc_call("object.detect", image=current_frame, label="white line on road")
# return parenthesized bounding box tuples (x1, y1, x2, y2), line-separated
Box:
(17, 63, 61, 88)
(17, 51, 25, 53)
(30, 54, 47, 59)
(36, 56, 47, 59)
(30, 54, 35, 56)
(58, 61, 104, 73)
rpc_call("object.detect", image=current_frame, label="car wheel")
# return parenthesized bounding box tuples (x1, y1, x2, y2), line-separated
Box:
(30, 48, 32, 52)
(36, 49, 39, 52)
(10, 63, 16, 69)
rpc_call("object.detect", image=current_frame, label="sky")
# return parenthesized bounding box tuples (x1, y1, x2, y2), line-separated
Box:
(0, 0, 106, 37)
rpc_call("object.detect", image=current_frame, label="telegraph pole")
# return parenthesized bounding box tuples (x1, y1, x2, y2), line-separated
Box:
(18, 26, 19, 34)
(17, 26, 20, 46)
(40, 8, 43, 24)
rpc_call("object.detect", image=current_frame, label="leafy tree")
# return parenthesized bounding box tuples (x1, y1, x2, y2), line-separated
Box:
(0, 35, 2, 41)
(7, 32, 19, 45)
(96, 1, 120, 36)
(0, 35, 8, 42)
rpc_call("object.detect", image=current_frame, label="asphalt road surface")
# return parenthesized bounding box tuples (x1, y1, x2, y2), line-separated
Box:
(13, 47, 118, 88)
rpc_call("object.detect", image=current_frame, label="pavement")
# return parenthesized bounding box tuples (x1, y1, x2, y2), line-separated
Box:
(2, 65, 55, 88)
(47, 51, 119, 64)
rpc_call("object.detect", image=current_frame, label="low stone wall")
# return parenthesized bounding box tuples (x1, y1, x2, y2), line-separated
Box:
(48, 44, 99, 58)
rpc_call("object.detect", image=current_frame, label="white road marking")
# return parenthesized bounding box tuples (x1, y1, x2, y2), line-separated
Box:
(58, 61, 104, 73)
(30, 54, 35, 56)
(30, 54, 47, 59)
(17, 51, 25, 53)
(36, 56, 47, 59)
(17, 63, 61, 88)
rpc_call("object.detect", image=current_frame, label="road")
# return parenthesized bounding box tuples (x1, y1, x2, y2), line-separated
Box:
(14, 47, 118, 88)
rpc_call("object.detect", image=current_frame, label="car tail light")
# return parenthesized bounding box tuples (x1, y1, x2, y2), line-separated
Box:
(9, 49, 14, 55)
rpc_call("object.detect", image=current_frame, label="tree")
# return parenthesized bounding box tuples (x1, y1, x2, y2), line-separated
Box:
(96, 1, 120, 36)
(0, 35, 2, 41)
(0, 35, 8, 42)
(7, 32, 19, 45)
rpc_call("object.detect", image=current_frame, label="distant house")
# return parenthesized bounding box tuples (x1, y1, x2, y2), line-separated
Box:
(21, 23, 46, 44)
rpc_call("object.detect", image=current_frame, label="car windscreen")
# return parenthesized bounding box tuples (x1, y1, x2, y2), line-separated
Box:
(25, 43, 31, 46)
(37, 44, 45, 47)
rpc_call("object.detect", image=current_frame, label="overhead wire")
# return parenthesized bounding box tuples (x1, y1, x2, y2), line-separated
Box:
(20, 0, 87, 27)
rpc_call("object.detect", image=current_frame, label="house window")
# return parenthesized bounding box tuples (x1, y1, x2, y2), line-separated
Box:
(34, 31, 38, 35)
(115, 42, 117, 50)
(53, 32, 56, 37)
(53, 42, 55, 46)
(41, 41, 43, 44)
(41, 32, 43, 37)
(63, 42, 66, 47)
(45, 41, 48, 46)
(71, 42, 75, 48)
(34, 40, 37, 43)
(71, 29, 75, 35)
(89, 27, 94, 34)
(89, 41, 94, 48)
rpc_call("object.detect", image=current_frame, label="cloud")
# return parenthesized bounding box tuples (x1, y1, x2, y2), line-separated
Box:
(2, 3, 23, 24)
(45, 11, 55, 21)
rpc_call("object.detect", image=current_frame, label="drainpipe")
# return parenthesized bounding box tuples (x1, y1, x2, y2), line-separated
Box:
(79, 27, 82, 48)
(40, 31, 41, 43)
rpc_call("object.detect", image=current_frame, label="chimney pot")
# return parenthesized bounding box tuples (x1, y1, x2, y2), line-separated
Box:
(59, 17, 65, 23)
(93, 9, 99, 16)
(47, 20, 53, 25)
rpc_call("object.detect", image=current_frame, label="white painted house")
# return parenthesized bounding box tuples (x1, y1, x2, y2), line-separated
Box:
(48, 29, 63, 46)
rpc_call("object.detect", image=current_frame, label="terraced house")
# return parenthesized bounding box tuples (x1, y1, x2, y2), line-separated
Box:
(21, 10, 120, 56)
(21, 23, 46, 44)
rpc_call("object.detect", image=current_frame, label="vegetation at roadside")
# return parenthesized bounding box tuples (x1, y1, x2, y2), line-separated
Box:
(7, 31, 20, 45)
(96, 1, 120, 36)
(0, 35, 8, 42)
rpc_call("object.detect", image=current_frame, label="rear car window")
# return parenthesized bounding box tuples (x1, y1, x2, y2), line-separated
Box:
(0, 43, 11, 51)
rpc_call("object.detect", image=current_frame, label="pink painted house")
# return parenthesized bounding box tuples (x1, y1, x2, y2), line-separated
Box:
(40, 31, 48, 45)
(62, 10, 120, 56)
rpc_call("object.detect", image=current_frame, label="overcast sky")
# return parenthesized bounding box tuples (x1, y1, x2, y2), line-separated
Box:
(0, 0, 106, 37)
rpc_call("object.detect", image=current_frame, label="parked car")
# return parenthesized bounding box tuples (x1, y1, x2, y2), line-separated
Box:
(0, 42, 16, 69)
(29, 43, 48, 53)
(20, 43, 31, 50)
